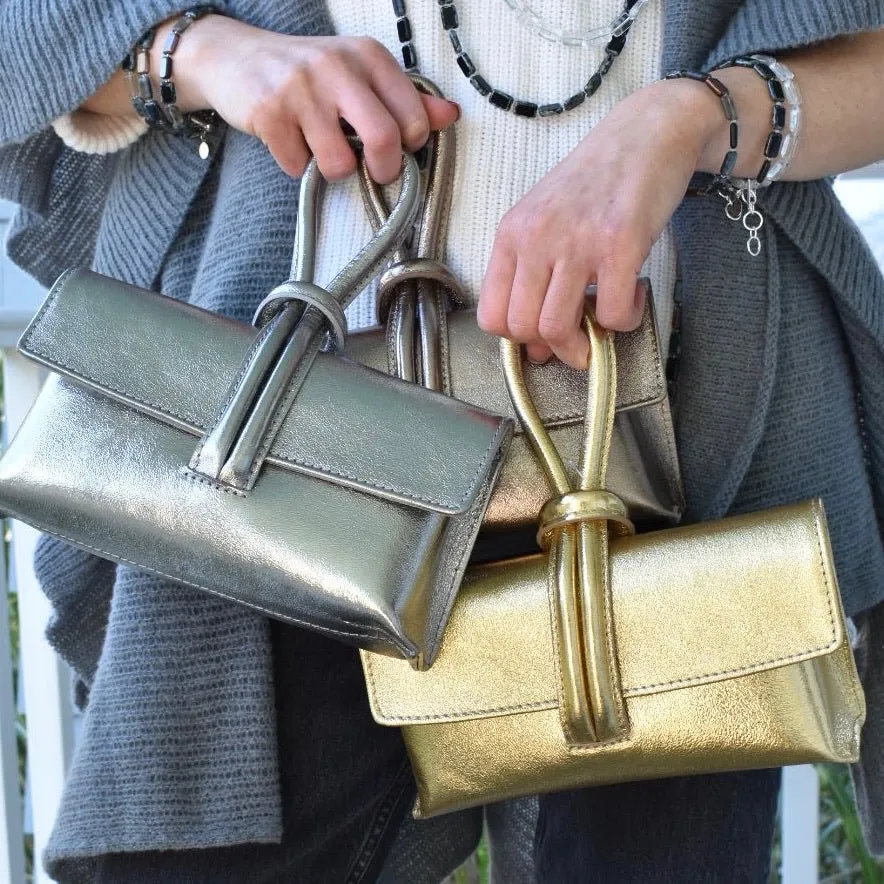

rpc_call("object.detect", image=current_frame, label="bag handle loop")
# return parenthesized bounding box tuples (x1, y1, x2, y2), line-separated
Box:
(190, 149, 421, 490)
(501, 314, 632, 746)
(357, 73, 467, 391)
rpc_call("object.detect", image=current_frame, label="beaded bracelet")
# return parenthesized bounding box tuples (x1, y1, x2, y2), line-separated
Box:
(663, 70, 739, 193)
(664, 69, 769, 256)
(123, 7, 220, 158)
(157, 7, 218, 157)
(713, 55, 786, 185)
(716, 54, 802, 185)
(123, 29, 164, 128)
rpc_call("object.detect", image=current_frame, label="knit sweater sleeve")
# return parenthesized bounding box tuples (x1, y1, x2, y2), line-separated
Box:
(0, 1, 232, 145)
(706, 0, 884, 66)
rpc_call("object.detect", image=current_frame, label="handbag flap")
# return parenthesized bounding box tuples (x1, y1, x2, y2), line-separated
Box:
(19, 269, 511, 515)
(346, 299, 666, 433)
(362, 500, 847, 724)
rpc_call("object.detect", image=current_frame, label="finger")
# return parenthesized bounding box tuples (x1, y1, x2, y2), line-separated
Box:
(526, 343, 553, 364)
(595, 259, 645, 331)
(538, 261, 591, 369)
(338, 79, 405, 184)
(477, 238, 517, 338)
(365, 59, 432, 152)
(507, 256, 551, 343)
(256, 115, 312, 179)
(297, 86, 358, 181)
(421, 94, 460, 132)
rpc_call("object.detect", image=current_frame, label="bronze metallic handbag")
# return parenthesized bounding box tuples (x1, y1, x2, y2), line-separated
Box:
(361, 313, 866, 817)
(0, 153, 512, 668)
(346, 78, 683, 547)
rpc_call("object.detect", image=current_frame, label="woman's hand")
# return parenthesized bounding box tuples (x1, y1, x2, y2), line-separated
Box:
(163, 15, 460, 183)
(477, 78, 737, 367)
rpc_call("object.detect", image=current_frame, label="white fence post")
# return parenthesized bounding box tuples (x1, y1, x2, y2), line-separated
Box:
(781, 764, 820, 884)
(4, 350, 74, 884)
(0, 525, 26, 884)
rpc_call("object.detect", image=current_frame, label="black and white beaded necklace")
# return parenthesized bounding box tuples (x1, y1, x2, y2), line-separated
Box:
(392, 0, 644, 118)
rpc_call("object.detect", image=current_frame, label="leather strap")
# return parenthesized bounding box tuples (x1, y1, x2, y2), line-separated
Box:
(501, 314, 632, 746)
(253, 280, 348, 352)
(191, 151, 421, 490)
(357, 73, 462, 393)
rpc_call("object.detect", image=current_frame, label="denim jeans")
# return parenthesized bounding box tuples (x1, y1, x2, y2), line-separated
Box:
(535, 768, 781, 883)
(96, 620, 781, 883)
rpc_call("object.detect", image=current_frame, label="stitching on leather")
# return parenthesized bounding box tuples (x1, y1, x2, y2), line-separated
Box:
(9, 510, 400, 644)
(280, 419, 508, 512)
(651, 400, 685, 512)
(22, 275, 209, 429)
(626, 506, 839, 693)
(423, 445, 501, 662)
(599, 526, 629, 735)
(26, 294, 503, 510)
(180, 468, 248, 497)
(367, 505, 844, 719)
(19, 268, 75, 354)
(190, 318, 280, 469)
(362, 648, 556, 723)
(244, 342, 319, 487)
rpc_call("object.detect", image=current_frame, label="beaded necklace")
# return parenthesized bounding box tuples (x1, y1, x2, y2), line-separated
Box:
(391, 0, 645, 118)
(502, 0, 649, 49)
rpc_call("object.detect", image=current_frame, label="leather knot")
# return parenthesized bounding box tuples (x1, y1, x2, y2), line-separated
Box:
(537, 489, 635, 550)
(376, 258, 468, 323)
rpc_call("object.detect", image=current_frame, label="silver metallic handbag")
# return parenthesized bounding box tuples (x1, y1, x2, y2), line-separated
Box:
(345, 78, 683, 552)
(0, 153, 512, 668)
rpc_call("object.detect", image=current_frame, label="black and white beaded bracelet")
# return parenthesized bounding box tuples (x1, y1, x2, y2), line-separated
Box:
(714, 54, 801, 186)
(713, 56, 785, 185)
(123, 28, 164, 128)
(124, 7, 220, 158)
(663, 70, 739, 192)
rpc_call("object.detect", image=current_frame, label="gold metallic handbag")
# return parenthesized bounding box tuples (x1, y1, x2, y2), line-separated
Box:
(0, 153, 513, 667)
(361, 313, 866, 817)
(346, 76, 683, 546)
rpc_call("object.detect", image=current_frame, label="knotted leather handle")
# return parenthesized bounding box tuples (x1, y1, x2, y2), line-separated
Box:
(190, 151, 422, 490)
(501, 315, 632, 745)
(357, 73, 467, 392)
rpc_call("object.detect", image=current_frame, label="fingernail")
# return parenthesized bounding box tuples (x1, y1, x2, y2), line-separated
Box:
(450, 101, 461, 121)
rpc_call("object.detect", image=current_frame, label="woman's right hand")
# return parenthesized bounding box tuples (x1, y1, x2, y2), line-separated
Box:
(170, 14, 459, 183)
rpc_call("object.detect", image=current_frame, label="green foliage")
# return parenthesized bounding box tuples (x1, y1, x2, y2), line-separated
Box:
(817, 765, 884, 883)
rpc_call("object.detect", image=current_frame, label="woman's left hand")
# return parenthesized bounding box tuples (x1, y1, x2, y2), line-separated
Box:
(477, 78, 730, 368)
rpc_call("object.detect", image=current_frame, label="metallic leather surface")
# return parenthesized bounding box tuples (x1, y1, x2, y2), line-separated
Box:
(346, 292, 684, 534)
(0, 157, 514, 666)
(360, 316, 866, 816)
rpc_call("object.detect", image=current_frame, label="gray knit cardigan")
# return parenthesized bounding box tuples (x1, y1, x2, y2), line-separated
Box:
(2, 1, 884, 880)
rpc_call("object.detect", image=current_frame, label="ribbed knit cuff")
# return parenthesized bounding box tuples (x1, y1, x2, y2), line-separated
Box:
(0, 0, 229, 143)
(707, 0, 884, 66)
(52, 110, 147, 155)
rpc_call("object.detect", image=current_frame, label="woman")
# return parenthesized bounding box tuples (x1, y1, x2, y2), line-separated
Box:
(1, 0, 883, 881)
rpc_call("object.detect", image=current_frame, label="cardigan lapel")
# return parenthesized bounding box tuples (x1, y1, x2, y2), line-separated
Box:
(669, 198, 781, 521)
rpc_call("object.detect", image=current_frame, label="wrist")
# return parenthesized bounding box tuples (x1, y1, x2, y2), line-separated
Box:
(695, 66, 769, 178)
(149, 11, 228, 113)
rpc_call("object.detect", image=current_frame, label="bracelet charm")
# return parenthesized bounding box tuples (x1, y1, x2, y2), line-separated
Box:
(123, 6, 220, 158)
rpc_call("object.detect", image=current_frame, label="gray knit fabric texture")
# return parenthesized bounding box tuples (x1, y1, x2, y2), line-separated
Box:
(1, 1, 884, 880)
